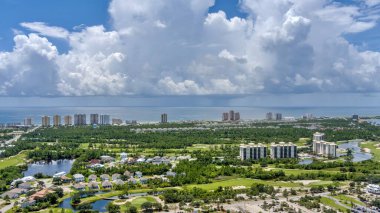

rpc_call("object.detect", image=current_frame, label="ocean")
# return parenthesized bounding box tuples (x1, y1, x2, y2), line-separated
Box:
(0, 106, 379, 124)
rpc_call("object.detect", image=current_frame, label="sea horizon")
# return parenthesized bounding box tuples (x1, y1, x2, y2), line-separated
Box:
(1, 106, 379, 124)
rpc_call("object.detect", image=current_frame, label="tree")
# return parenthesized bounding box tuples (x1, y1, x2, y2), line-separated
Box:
(127, 206, 138, 213)
(141, 202, 153, 212)
(106, 202, 121, 213)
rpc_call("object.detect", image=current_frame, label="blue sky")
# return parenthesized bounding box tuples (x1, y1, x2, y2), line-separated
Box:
(0, 0, 380, 103)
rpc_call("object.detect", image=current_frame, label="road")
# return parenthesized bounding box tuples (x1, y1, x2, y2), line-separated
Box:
(3, 126, 39, 145)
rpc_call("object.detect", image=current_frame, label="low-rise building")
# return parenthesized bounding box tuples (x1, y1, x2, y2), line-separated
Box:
(270, 142, 297, 159)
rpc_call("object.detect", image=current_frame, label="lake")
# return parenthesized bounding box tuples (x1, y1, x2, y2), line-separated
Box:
(338, 141, 372, 162)
(23, 159, 74, 177)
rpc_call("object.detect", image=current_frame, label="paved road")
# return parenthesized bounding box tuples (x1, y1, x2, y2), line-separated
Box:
(3, 126, 39, 145)
(0, 201, 14, 213)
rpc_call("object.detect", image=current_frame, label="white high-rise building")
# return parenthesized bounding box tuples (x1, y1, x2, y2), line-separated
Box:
(312, 132, 337, 158)
(24, 117, 32, 126)
(240, 143, 267, 160)
(270, 142, 297, 159)
(313, 132, 325, 141)
(266, 112, 273, 121)
(100, 115, 110, 125)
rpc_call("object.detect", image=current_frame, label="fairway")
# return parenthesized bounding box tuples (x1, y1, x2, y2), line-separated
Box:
(333, 194, 365, 206)
(186, 178, 302, 190)
(320, 197, 349, 212)
(0, 152, 27, 169)
(130, 196, 157, 208)
(360, 141, 380, 161)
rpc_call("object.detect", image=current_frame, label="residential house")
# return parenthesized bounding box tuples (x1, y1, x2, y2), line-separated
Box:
(21, 199, 36, 208)
(61, 176, 72, 183)
(30, 189, 54, 200)
(124, 170, 133, 178)
(120, 152, 128, 160)
(88, 181, 99, 190)
(73, 174, 85, 183)
(1, 188, 27, 199)
(73, 183, 86, 191)
(136, 158, 146, 163)
(18, 182, 32, 190)
(135, 171, 143, 178)
(88, 174, 97, 182)
(139, 177, 148, 184)
(128, 178, 137, 184)
(166, 171, 177, 177)
(112, 173, 121, 181)
(100, 174, 110, 181)
(102, 181, 112, 189)
(53, 172, 66, 178)
(100, 155, 115, 163)
(90, 159, 101, 165)
(114, 179, 124, 186)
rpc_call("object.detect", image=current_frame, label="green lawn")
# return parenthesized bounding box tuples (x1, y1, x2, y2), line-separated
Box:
(0, 152, 27, 169)
(333, 194, 365, 207)
(279, 169, 339, 176)
(360, 141, 380, 161)
(320, 197, 349, 212)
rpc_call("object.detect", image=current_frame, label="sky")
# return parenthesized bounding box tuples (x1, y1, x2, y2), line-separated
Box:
(0, 0, 380, 106)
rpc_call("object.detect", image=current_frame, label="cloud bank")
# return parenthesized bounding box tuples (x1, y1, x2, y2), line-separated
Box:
(1, 0, 380, 96)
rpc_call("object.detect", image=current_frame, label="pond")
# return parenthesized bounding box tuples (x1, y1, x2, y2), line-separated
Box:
(58, 192, 148, 212)
(338, 140, 372, 162)
(298, 158, 313, 165)
(23, 159, 74, 177)
(366, 119, 380, 126)
(59, 197, 112, 212)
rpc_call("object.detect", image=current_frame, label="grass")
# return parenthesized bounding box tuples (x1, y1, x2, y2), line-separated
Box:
(186, 178, 302, 190)
(0, 152, 27, 169)
(320, 197, 349, 212)
(295, 138, 310, 146)
(360, 141, 380, 161)
(130, 196, 157, 209)
(333, 194, 365, 207)
(39, 208, 73, 213)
